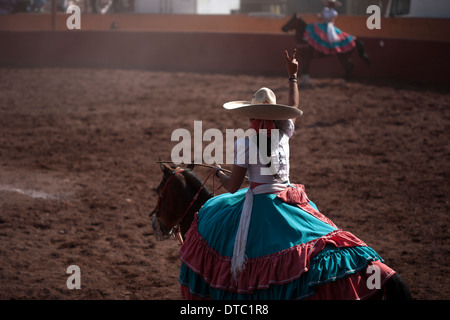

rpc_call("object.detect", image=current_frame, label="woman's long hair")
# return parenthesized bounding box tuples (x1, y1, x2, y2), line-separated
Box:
(252, 119, 280, 180)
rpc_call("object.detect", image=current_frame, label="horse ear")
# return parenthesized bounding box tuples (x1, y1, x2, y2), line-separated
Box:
(158, 156, 164, 171)
(160, 162, 173, 175)
(159, 156, 165, 172)
(186, 163, 195, 171)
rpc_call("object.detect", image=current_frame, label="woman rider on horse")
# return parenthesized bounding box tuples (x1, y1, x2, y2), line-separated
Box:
(305, 0, 356, 55)
(178, 49, 395, 299)
(299, 0, 357, 85)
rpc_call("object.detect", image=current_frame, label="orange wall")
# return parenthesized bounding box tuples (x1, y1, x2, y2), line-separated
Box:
(0, 30, 448, 83)
(1, 13, 449, 41)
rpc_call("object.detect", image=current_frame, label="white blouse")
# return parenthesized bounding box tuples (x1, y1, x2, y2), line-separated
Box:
(234, 119, 294, 184)
(322, 7, 338, 23)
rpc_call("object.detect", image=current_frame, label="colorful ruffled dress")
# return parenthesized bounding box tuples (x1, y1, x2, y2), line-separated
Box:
(304, 7, 356, 55)
(179, 120, 395, 299)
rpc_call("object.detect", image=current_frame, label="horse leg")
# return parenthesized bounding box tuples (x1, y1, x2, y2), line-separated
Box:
(384, 273, 412, 300)
(299, 46, 313, 86)
(355, 39, 370, 66)
(366, 273, 412, 300)
(337, 51, 354, 81)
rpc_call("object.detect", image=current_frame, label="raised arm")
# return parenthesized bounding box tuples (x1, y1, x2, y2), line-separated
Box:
(213, 164, 246, 194)
(285, 49, 300, 124)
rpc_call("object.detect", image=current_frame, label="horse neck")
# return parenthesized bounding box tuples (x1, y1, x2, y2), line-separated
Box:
(295, 19, 307, 42)
(180, 170, 213, 212)
(172, 171, 213, 236)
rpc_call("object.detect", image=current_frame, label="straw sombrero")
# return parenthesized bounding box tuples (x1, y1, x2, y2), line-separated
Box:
(322, 0, 342, 7)
(223, 87, 303, 120)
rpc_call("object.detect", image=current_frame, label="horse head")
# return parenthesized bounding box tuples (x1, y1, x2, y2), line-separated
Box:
(281, 13, 296, 33)
(151, 162, 213, 243)
(281, 14, 308, 44)
(282, 13, 307, 32)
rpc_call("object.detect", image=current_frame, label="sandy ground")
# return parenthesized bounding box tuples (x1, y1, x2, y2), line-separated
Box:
(0, 68, 448, 300)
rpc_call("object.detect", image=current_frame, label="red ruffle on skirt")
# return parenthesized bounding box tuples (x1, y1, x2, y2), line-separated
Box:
(180, 260, 395, 300)
(181, 285, 210, 300)
(304, 22, 356, 55)
(308, 260, 395, 300)
(277, 184, 337, 228)
(179, 214, 367, 295)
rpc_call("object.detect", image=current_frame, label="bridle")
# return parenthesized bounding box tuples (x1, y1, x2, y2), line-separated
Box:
(150, 167, 184, 242)
(150, 166, 216, 244)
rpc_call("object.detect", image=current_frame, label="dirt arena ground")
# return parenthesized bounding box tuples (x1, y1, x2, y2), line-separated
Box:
(0, 67, 448, 300)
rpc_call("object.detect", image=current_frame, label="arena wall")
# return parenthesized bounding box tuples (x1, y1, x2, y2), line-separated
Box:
(0, 14, 449, 83)
(1, 13, 449, 42)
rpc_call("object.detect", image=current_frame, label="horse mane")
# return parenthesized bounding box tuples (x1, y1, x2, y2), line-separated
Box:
(180, 169, 213, 201)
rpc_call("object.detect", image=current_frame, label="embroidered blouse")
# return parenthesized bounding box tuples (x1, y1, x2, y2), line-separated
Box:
(322, 7, 338, 23)
(234, 119, 295, 184)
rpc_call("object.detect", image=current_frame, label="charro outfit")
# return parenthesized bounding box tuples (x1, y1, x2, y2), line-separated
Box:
(178, 118, 395, 300)
(304, 6, 356, 55)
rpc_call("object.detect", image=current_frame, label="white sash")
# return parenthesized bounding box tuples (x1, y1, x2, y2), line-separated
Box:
(231, 183, 289, 281)
(327, 22, 339, 43)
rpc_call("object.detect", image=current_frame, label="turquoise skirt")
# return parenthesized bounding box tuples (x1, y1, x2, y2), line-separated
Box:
(304, 22, 356, 54)
(179, 187, 393, 300)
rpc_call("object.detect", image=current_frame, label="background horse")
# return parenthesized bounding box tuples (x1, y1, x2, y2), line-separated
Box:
(151, 162, 412, 300)
(282, 14, 370, 84)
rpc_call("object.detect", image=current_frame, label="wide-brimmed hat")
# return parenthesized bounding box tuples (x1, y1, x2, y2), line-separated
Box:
(223, 87, 303, 120)
(322, 0, 342, 7)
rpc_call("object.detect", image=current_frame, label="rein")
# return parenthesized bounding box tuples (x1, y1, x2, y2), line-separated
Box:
(151, 166, 216, 245)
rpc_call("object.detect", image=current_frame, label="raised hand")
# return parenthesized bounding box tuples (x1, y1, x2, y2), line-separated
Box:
(285, 49, 299, 78)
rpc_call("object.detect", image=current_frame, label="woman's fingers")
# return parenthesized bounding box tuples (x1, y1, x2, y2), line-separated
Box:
(285, 49, 297, 62)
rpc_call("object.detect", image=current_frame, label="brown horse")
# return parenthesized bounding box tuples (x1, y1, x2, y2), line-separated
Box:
(150, 162, 213, 243)
(282, 14, 370, 84)
(151, 162, 412, 300)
